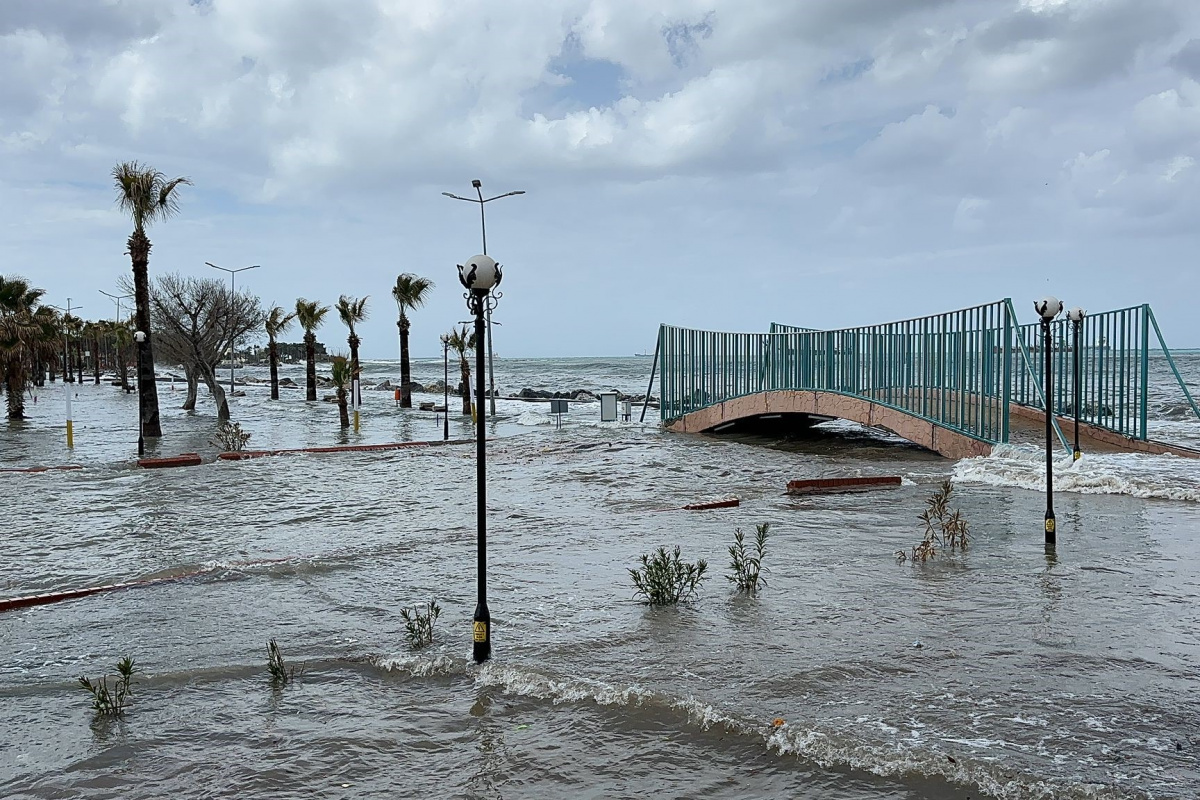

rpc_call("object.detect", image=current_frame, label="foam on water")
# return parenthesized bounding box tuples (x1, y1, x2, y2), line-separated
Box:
(953, 444, 1200, 502)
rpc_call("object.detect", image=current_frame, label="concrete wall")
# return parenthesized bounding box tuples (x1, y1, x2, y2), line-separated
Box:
(666, 390, 993, 460)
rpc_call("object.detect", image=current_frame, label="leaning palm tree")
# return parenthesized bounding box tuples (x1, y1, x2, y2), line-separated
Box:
(391, 274, 435, 408)
(264, 305, 296, 400)
(446, 325, 476, 416)
(295, 298, 329, 401)
(335, 295, 369, 402)
(113, 161, 191, 438)
(330, 356, 352, 428)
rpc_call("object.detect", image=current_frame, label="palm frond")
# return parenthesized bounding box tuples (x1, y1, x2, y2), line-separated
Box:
(392, 274, 435, 311)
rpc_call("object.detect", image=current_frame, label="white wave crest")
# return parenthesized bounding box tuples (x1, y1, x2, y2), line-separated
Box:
(953, 444, 1200, 502)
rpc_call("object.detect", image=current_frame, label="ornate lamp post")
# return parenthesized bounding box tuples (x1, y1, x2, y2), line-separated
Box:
(1035, 296, 1063, 547)
(133, 330, 147, 457)
(459, 253, 502, 663)
(443, 181, 525, 417)
(1066, 307, 1086, 461)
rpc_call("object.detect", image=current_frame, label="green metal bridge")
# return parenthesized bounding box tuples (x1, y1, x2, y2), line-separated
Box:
(649, 299, 1200, 459)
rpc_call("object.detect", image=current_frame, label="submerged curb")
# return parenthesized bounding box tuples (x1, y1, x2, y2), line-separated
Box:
(786, 476, 902, 495)
(0, 465, 84, 474)
(139, 453, 203, 469)
(0, 556, 299, 614)
(682, 497, 741, 510)
(217, 438, 473, 460)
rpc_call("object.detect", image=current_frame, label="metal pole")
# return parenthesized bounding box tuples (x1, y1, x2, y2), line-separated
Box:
(1073, 318, 1082, 461)
(1043, 318, 1056, 547)
(639, 329, 661, 423)
(229, 272, 236, 395)
(487, 307, 497, 417)
(443, 338, 450, 441)
(472, 293, 491, 663)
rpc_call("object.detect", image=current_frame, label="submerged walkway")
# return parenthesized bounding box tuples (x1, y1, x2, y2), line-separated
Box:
(651, 299, 1200, 458)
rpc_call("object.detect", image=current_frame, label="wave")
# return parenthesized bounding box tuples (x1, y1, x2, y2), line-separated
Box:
(953, 444, 1200, 502)
(372, 658, 1142, 800)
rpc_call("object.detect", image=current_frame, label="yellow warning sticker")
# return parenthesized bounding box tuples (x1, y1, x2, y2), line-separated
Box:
(473, 621, 487, 642)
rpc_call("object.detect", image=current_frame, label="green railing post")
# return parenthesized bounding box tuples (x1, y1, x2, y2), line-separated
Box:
(1140, 304, 1150, 440)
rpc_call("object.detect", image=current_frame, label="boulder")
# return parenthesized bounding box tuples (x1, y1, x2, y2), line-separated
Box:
(425, 380, 447, 393)
(279, 377, 298, 388)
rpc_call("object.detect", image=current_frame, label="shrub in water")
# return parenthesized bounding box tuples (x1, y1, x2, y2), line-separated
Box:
(77, 656, 137, 716)
(400, 600, 441, 649)
(630, 545, 708, 606)
(728, 523, 770, 595)
(212, 420, 251, 452)
(267, 638, 296, 686)
(896, 480, 971, 563)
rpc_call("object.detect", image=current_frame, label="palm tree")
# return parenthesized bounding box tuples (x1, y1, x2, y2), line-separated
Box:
(264, 305, 296, 400)
(295, 298, 329, 401)
(330, 356, 352, 428)
(113, 161, 191, 438)
(446, 325, 476, 416)
(391, 274, 435, 409)
(335, 295, 369, 402)
(0, 276, 55, 420)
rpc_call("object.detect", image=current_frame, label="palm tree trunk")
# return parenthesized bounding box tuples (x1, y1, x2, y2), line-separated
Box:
(128, 228, 162, 437)
(459, 358, 472, 415)
(399, 314, 413, 408)
(348, 333, 360, 406)
(75, 339, 84, 384)
(337, 387, 349, 427)
(93, 335, 101, 384)
(305, 332, 317, 401)
(269, 337, 280, 400)
(5, 368, 25, 420)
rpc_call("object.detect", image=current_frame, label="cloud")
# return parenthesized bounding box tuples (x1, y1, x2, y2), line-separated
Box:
(2, 0, 1200, 354)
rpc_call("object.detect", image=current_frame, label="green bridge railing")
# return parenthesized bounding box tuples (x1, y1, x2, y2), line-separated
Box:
(656, 299, 1199, 449)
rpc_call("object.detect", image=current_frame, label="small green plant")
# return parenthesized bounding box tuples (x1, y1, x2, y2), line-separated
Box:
(400, 600, 441, 649)
(267, 638, 296, 686)
(212, 420, 251, 452)
(728, 523, 770, 595)
(896, 480, 971, 563)
(77, 656, 137, 716)
(630, 545, 708, 606)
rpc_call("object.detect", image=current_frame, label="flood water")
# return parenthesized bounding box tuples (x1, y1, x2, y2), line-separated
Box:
(3, 355, 1200, 799)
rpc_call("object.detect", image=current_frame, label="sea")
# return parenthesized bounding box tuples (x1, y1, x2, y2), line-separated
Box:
(2, 353, 1200, 799)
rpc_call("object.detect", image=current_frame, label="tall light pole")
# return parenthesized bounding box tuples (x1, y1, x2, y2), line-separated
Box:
(459, 254, 502, 663)
(441, 333, 450, 442)
(443, 180, 524, 417)
(205, 262, 261, 394)
(134, 330, 146, 457)
(1035, 296, 1064, 548)
(1067, 307, 1086, 461)
(49, 300, 81, 448)
(100, 290, 134, 391)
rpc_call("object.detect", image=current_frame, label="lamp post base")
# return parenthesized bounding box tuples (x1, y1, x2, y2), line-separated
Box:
(472, 601, 491, 664)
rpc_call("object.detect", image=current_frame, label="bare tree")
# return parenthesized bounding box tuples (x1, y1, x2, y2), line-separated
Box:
(148, 273, 264, 423)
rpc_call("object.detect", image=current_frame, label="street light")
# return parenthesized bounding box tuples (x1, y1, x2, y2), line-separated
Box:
(1067, 307, 1086, 461)
(443, 180, 525, 417)
(134, 330, 147, 457)
(441, 333, 450, 442)
(205, 262, 261, 394)
(1035, 296, 1064, 548)
(48, 300, 81, 448)
(459, 253, 502, 664)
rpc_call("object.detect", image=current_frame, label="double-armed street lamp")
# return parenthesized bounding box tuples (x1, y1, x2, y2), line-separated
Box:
(205, 261, 261, 394)
(134, 330, 147, 457)
(1035, 297, 1064, 548)
(458, 253, 503, 663)
(443, 181, 525, 418)
(49, 299, 82, 448)
(1067, 307, 1087, 461)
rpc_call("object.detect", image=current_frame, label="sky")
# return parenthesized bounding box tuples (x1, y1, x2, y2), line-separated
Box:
(2, 0, 1199, 357)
